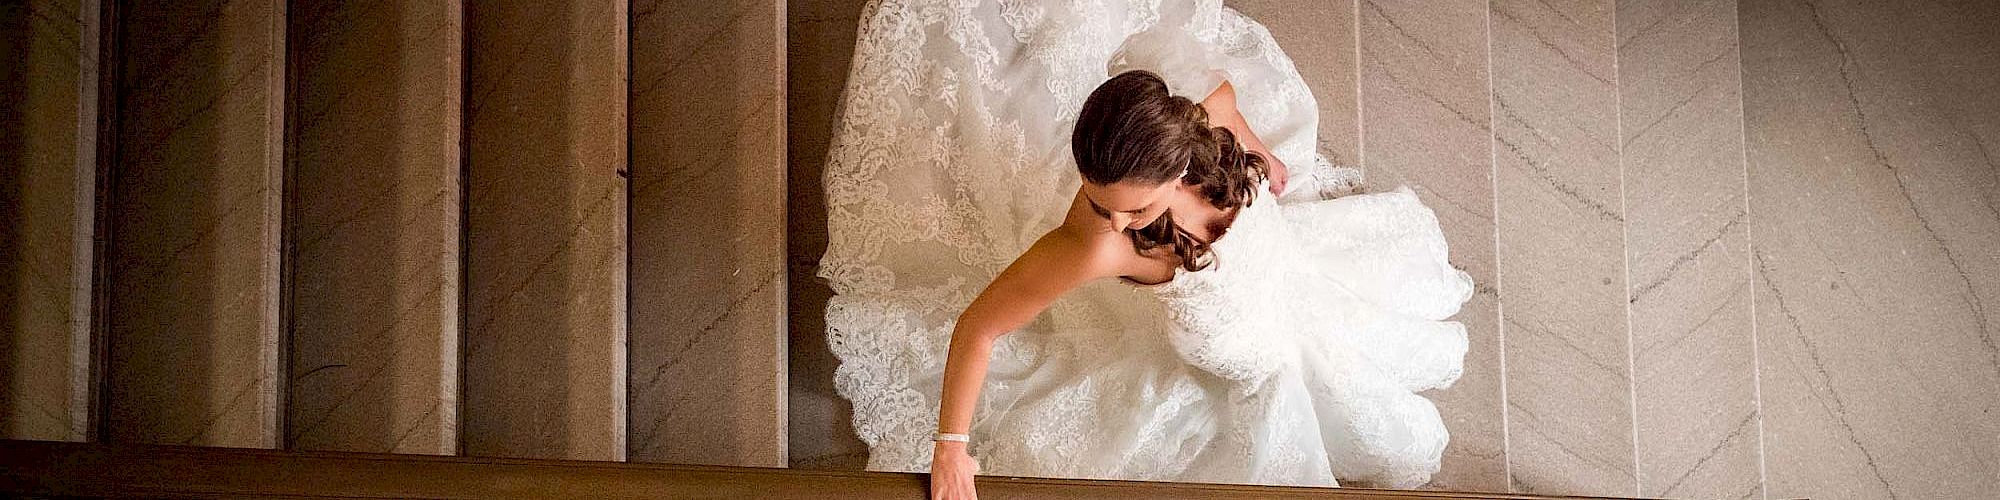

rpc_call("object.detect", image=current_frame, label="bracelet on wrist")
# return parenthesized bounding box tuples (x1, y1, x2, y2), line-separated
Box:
(933, 432, 970, 443)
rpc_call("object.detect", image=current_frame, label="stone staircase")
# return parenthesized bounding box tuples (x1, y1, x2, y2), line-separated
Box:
(3, 0, 786, 467)
(15, 1, 1995, 499)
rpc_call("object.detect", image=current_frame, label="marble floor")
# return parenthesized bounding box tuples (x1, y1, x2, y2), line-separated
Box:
(785, 1, 2000, 499)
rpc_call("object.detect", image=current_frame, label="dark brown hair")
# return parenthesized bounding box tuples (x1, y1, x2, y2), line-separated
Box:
(1072, 70, 1268, 271)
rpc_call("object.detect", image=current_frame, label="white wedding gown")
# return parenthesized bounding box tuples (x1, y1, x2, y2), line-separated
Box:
(819, 0, 1475, 489)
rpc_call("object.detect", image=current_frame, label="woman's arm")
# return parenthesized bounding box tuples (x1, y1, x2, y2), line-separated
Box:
(1200, 79, 1289, 195)
(937, 229, 1118, 437)
(930, 228, 1119, 499)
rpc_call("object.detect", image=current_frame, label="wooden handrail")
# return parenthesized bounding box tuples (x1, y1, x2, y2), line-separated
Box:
(0, 440, 1644, 499)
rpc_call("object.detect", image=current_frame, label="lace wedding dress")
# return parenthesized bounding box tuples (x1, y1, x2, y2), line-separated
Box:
(819, 0, 1475, 488)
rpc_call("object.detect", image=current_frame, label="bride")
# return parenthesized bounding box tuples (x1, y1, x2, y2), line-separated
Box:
(818, 1, 1476, 498)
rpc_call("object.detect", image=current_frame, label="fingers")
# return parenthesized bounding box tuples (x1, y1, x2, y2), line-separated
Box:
(930, 478, 976, 500)
(930, 463, 977, 499)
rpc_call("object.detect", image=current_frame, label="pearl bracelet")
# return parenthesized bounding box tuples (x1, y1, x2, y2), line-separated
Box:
(933, 432, 970, 443)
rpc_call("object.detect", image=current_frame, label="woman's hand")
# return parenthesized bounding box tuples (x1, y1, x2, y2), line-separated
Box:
(929, 441, 981, 499)
(1266, 155, 1289, 196)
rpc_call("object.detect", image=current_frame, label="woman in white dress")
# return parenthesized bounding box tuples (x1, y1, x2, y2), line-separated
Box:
(817, 1, 1476, 498)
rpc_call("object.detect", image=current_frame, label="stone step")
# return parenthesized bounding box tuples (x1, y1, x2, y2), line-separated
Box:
(461, 0, 629, 461)
(4, 439, 1666, 500)
(104, 0, 287, 449)
(0, 0, 101, 444)
(626, 0, 788, 467)
(284, 0, 463, 456)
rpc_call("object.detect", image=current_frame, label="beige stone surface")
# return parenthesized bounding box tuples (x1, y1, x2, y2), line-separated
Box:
(1228, 0, 1360, 170)
(1618, 1, 1763, 499)
(628, 0, 788, 467)
(1742, 0, 2000, 498)
(1490, 0, 1633, 496)
(463, 0, 628, 461)
(106, 0, 284, 449)
(285, 0, 462, 456)
(1358, 0, 1507, 492)
(1, 0, 94, 443)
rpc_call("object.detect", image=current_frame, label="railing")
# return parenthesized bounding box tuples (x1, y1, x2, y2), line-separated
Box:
(0, 440, 1644, 499)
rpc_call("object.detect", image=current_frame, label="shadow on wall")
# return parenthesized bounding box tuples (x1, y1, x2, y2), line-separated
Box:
(0, 2, 28, 436)
(785, 0, 870, 470)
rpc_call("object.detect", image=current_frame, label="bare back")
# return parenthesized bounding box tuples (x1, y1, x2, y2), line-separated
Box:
(952, 79, 1270, 340)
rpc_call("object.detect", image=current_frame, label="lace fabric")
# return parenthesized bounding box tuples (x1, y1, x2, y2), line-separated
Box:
(820, 0, 1473, 488)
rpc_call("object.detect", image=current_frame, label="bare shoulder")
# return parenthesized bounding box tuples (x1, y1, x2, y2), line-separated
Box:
(1199, 78, 1238, 122)
(955, 213, 1137, 338)
(1032, 222, 1131, 280)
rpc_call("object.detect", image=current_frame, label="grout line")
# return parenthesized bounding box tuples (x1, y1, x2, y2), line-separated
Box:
(773, 0, 793, 465)
(620, 0, 636, 462)
(439, 0, 463, 455)
(455, 0, 472, 458)
(267, 0, 289, 450)
(616, 0, 632, 462)
(71, 0, 102, 443)
(1731, 1, 1771, 498)
(758, 0, 788, 465)
(1481, 1, 1511, 492)
(1613, 4, 1641, 496)
(1352, 0, 1364, 176)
